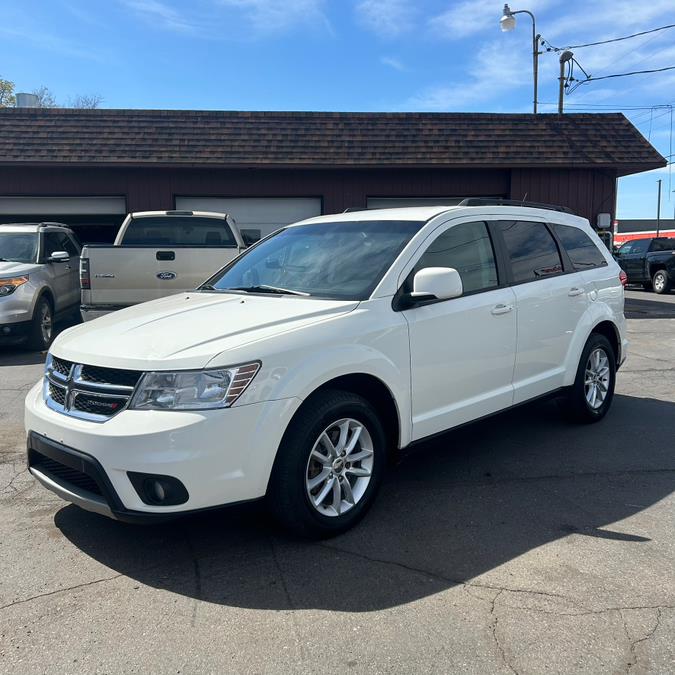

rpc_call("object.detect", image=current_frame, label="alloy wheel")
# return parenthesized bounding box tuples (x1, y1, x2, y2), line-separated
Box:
(305, 418, 374, 517)
(584, 347, 610, 410)
(40, 303, 53, 345)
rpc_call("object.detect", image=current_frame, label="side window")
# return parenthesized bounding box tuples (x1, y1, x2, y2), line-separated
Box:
(499, 221, 563, 283)
(412, 221, 498, 294)
(552, 224, 608, 270)
(43, 233, 63, 258)
(60, 233, 80, 256)
(621, 239, 649, 255)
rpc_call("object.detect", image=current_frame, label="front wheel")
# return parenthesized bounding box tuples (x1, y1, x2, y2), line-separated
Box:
(28, 297, 54, 351)
(267, 390, 386, 538)
(652, 270, 671, 295)
(559, 333, 616, 423)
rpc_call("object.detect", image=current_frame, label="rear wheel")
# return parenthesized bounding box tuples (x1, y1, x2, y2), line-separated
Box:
(28, 297, 54, 351)
(267, 390, 386, 538)
(652, 269, 671, 295)
(560, 333, 616, 423)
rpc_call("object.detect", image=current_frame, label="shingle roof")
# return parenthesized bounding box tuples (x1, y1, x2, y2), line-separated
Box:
(0, 108, 665, 175)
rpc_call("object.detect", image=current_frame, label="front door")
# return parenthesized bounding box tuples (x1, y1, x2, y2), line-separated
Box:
(402, 220, 517, 441)
(42, 232, 77, 312)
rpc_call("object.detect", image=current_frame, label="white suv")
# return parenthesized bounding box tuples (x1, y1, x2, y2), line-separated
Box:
(25, 203, 627, 537)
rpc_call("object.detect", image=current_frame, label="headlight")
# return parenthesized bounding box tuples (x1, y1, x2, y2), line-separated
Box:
(0, 276, 29, 297)
(129, 362, 260, 411)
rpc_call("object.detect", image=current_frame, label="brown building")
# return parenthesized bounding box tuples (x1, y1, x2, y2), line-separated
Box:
(0, 108, 665, 243)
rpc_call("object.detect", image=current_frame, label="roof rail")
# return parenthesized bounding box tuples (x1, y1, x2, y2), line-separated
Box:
(458, 198, 575, 214)
(1, 221, 71, 228)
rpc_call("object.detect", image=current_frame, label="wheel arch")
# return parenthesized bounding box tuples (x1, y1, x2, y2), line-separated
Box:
(32, 286, 54, 318)
(290, 373, 402, 453)
(590, 320, 621, 366)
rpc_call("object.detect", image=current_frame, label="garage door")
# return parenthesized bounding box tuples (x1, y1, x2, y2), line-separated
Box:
(0, 196, 127, 244)
(367, 197, 465, 209)
(0, 196, 126, 215)
(175, 197, 322, 241)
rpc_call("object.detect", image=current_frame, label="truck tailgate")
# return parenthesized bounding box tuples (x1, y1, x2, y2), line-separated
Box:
(83, 246, 239, 307)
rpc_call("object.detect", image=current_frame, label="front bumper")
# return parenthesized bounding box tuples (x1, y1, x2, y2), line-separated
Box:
(25, 381, 301, 519)
(0, 319, 31, 343)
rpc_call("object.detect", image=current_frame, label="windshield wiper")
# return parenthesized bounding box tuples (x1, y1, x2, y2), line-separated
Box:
(227, 285, 310, 297)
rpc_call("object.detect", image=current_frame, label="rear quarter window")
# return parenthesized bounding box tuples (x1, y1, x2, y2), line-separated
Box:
(552, 224, 608, 270)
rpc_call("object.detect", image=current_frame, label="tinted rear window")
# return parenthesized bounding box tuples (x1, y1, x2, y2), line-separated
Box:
(499, 221, 563, 283)
(122, 217, 236, 247)
(552, 224, 607, 270)
(650, 238, 675, 252)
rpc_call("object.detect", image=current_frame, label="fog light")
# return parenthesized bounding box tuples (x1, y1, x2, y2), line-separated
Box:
(127, 472, 189, 506)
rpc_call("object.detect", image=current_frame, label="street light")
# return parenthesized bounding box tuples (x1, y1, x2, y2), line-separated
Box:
(499, 4, 540, 114)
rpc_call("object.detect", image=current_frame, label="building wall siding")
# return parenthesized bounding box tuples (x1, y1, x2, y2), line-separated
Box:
(0, 165, 614, 223)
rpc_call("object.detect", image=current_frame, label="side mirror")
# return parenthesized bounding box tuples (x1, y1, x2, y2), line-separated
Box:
(48, 251, 69, 263)
(411, 267, 463, 301)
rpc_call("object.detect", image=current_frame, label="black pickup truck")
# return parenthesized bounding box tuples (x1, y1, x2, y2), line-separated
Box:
(616, 237, 675, 294)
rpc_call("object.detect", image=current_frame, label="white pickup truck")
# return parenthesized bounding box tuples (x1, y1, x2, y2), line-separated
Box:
(80, 210, 246, 321)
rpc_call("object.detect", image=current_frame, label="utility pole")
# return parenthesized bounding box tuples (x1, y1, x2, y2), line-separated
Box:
(558, 51, 574, 113)
(656, 179, 662, 236)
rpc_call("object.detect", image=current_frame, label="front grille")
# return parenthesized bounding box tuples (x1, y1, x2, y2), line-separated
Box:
(44, 354, 143, 422)
(31, 451, 103, 496)
(48, 382, 66, 406)
(73, 392, 129, 415)
(80, 365, 142, 388)
(51, 356, 73, 377)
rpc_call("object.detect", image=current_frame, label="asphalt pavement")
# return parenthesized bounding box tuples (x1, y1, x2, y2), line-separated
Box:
(0, 290, 674, 674)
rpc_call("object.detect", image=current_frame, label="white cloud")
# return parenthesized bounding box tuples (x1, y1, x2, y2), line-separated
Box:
(121, 0, 329, 36)
(218, 0, 329, 34)
(121, 0, 195, 32)
(355, 0, 415, 38)
(406, 40, 531, 110)
(380, 55, 406, 71)
(430, 0, 554, 41)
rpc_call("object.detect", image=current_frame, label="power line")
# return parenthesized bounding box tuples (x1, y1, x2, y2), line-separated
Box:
(541, 23, 675, 52)
(580, 65, 675, 83)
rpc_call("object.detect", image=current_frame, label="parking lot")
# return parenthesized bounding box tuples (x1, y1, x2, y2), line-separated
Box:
(1, 289, 674, 674)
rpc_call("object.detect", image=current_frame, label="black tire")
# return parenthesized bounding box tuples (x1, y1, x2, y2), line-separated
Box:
(652, 269, 671, 295)
(559, 333, 616, 424)
(28, 296, 54, 351)
(267, 389, 386, 538)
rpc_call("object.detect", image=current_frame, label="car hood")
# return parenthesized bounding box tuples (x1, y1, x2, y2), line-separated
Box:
(53, 291, 359, 370)
(0, 261, 39, 277)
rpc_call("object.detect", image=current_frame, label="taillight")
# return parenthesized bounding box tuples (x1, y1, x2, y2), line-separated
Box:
(619, 270, 628, 288)
(79, 258, 90, 289)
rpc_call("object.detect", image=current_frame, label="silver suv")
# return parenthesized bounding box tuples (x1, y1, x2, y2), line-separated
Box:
(0, 223, 81, 350)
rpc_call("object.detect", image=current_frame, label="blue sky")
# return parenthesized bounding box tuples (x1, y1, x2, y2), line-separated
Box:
(1, 0, 674, 220)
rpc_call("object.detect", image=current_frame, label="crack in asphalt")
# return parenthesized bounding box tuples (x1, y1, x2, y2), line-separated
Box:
(270, 537, 307, 667)
(623, 608, 663, 673)
(0, 573, 123, 612)
(490, 589, 518, 675)
(319, 543, 675, 619)
(0, 467, 28, 493)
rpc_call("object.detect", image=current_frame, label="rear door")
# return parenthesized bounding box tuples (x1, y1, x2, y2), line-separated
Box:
(497, 220, 589, 403)
(402, 219, 517, 439)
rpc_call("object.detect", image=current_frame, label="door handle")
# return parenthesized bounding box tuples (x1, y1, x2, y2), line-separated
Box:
(156, 250, 175, 261)
(491, 304, 513, 316)
(568, 287, 584, 297)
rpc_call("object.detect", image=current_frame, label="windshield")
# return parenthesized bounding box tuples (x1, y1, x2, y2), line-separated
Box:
(203, 220, 424, 300)
(0, 233, 38, 263)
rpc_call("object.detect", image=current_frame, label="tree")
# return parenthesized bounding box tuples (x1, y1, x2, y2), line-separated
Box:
(32, 85, 58, 108)
(70, 93, 103, 109)
(0, 77, 16, 107)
